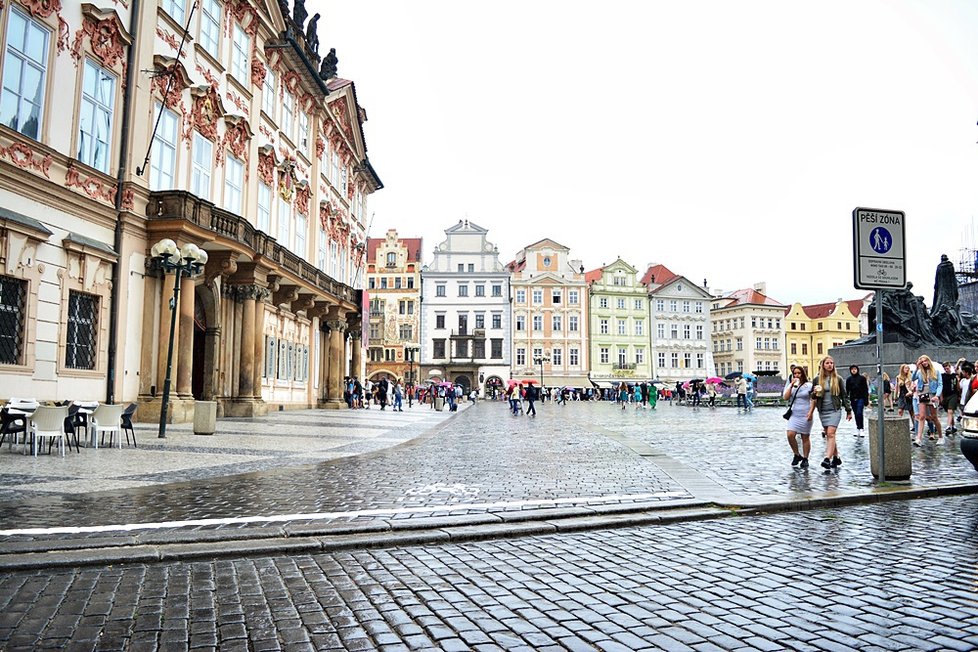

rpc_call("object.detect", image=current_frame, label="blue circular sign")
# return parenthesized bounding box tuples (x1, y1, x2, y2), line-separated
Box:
(869, 227, 892, 254)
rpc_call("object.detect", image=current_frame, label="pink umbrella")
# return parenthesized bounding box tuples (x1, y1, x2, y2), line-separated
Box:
(706, 377, 725, 384)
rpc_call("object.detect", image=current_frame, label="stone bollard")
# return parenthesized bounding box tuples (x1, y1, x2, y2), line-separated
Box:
(194, 401, 217, 436)
(867, 413, 912, 480)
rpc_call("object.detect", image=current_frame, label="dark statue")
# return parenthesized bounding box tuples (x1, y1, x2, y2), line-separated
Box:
(292, 0, 308, 31)
(305, 13, 320, 54)
(319, 48, 338, 80)
(857, 255, 978, 346)
(277, 0, 289, 20)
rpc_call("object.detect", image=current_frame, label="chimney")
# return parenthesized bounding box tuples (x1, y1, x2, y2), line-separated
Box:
(753, 282, 766, 294)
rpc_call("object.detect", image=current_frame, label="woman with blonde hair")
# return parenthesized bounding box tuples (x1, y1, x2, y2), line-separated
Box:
(808, 355, 852, 469)
(912, 355, 943, 445)
(895, 364, 912, 418)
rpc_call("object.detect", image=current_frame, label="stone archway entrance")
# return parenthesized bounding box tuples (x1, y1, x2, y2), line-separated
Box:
(453, 374, 472, 393)
(192, 283, 219, 401)
(484, 375, 504, 399)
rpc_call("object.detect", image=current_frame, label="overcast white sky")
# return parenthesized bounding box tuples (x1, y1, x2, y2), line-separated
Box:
(317, 0, 978, 306)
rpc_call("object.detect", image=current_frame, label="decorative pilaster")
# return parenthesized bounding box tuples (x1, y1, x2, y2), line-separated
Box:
(176, 275, 195, 397)
(349, 326, 362, 380)
(325, 314, 347, 408)
(236, 285, 259, 398)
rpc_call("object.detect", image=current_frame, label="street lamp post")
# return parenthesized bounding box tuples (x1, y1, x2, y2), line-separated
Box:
(405, 346, 419, 407)
(534, 354, 550, 400)
(151, 238, 208, 438)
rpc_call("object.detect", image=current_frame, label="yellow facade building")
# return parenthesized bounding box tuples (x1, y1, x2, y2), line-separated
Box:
(785, 300, 867, 375)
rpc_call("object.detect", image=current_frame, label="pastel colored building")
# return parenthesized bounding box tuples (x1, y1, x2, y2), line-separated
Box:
(785, 299, 866, 374)
(711, 284, 787, 376)
(586, 259, 654, 388)
(508, 239, 589, 389)
(0, 0, 381, 416)
(642, 264, 715, 383)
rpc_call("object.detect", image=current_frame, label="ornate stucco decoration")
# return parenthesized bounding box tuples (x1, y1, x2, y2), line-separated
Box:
(62, 234, 117, 293)
(257, 145, 277, 185)
(229, 0, 259, 38)
(294, 181, 310, 216)
(0, 212, 52, 276)
(0, 141, 53, 178)
(327, 97, 354, 142)
(250, 57, 267, 90)
(151, 55, 192, 110)
(71, 5, 132, 79)
(65, 164, 116, 204)
(218, 114, 252, 164)
(188, 85, 226, 142)
(16, 0, 62, 19)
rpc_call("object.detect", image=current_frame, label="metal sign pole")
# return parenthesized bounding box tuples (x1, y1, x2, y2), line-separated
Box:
(875, 290, 885, 482)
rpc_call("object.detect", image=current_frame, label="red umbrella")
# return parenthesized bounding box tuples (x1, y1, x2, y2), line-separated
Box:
(706, 376, 725, 384)
(521, 379, 538, 384)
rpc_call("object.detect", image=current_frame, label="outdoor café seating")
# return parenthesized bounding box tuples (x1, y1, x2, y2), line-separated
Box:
(90, 403, 125, 449)
(29, 405, 69, 457)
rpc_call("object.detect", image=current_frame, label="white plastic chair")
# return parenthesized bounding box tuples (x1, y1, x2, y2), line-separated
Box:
(90, 404, 124, 449)
(29, 405, 69, 457)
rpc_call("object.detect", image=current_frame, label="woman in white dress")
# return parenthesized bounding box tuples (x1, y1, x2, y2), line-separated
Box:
(783, 366, 814, 469)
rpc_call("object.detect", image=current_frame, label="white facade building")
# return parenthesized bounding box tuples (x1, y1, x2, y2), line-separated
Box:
(419, 221, 510, 395)
(642, 264, 715, 383)
(711, 284, 787, 376)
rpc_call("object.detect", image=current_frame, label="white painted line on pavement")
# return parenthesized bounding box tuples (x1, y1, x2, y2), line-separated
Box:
(0, 491, 690, 537)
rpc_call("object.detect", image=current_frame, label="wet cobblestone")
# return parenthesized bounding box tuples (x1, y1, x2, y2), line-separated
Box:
(0, 402, 690, 532)
(600, 401, 978, 495)
(1, 495, 976, 650)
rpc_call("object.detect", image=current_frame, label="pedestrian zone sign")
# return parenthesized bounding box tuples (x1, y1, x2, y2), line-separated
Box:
(852, 207, 906, 290)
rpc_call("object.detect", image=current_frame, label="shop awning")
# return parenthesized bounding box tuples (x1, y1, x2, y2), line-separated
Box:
(545, 376, 592, 388)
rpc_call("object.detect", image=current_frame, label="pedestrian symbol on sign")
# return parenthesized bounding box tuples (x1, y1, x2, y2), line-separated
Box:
(870, 227, 892, 254)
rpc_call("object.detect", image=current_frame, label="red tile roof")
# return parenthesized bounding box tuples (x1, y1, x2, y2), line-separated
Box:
(790, 299, 866, 319)
(584, 267, 604, 284)
(724, 288, 785, 307)
(506, 258, 526, 273)
(367, 237, 423, 264)
(641, 264, 677, 287)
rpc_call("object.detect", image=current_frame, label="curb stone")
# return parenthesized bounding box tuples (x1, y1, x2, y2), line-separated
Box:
(2, 482, 977, 571)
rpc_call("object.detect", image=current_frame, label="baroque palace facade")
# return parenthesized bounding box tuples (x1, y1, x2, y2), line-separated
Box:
(0, 0, 381, 416)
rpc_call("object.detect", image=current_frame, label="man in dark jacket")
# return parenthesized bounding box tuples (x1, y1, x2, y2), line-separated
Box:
(525, 382, 538, 417)
(846, 365, 870, 435)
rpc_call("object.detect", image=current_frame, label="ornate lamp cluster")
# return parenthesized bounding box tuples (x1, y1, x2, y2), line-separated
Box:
(151, 238, 208, 438)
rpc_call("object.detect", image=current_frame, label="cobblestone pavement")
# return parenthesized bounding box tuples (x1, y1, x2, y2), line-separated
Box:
(1, 402, 975, 535)
(1, 494, 976, 650)
(586, 401, 978, 496)
(0, 406, 451, 502)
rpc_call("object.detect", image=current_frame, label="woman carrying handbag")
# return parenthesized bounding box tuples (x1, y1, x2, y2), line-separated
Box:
(783, 366, 814, 468)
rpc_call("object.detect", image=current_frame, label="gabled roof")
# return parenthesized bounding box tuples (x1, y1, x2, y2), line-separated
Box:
(367, 236, 423, 264)
(506, 258, 526, 273)
(641, 264, 677, 287)
(519, 237, 570, 252)
(722, 288, 786, 308)
(584, 268, 603, 284)
(788, 299, 867, 319)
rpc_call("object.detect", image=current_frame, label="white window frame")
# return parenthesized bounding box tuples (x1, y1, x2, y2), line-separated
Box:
(231, 23, 249, 82)
(294, 213, 306, 257)
(298, 111, 309, 154)
(515, 289, 526, 304)
(199, 0, 221, 58)
(163, 0, 185, 23)
(223, 154, 244, 214)
(150, 102, 178, 190)
(532, 315, 543, 331)
(191, 132, 213, 200)
(262, 68, 276, 118)
(569, 348, 579, 367)
(277, 196, 291, 247)
(569, 315, 578, 332)
(282, 91, 294, 140)
(257, 183, 272, 233)
(600, 347, 609, 364)
(77, 59, 115, 172)
(568, 290, 579, 305)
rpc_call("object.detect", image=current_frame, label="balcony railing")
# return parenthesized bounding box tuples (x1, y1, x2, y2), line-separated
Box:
(613, 363, 637, 370)
(147, 190, 358, 304)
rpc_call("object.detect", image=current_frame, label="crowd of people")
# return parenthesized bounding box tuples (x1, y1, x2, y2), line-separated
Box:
(782, 354, 978, 471)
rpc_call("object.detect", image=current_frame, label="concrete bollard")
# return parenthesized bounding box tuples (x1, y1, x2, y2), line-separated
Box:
(867, 414, 912, 480)
(194, 401, 217, 435)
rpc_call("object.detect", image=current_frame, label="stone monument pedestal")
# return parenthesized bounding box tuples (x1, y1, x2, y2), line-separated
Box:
(831, 342, 978, 379)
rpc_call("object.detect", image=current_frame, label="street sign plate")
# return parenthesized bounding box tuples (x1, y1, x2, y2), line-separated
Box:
(852, 207, 906, 290)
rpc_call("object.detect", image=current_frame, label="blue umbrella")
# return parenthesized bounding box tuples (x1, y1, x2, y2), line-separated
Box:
(743, 373, 758, 381)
